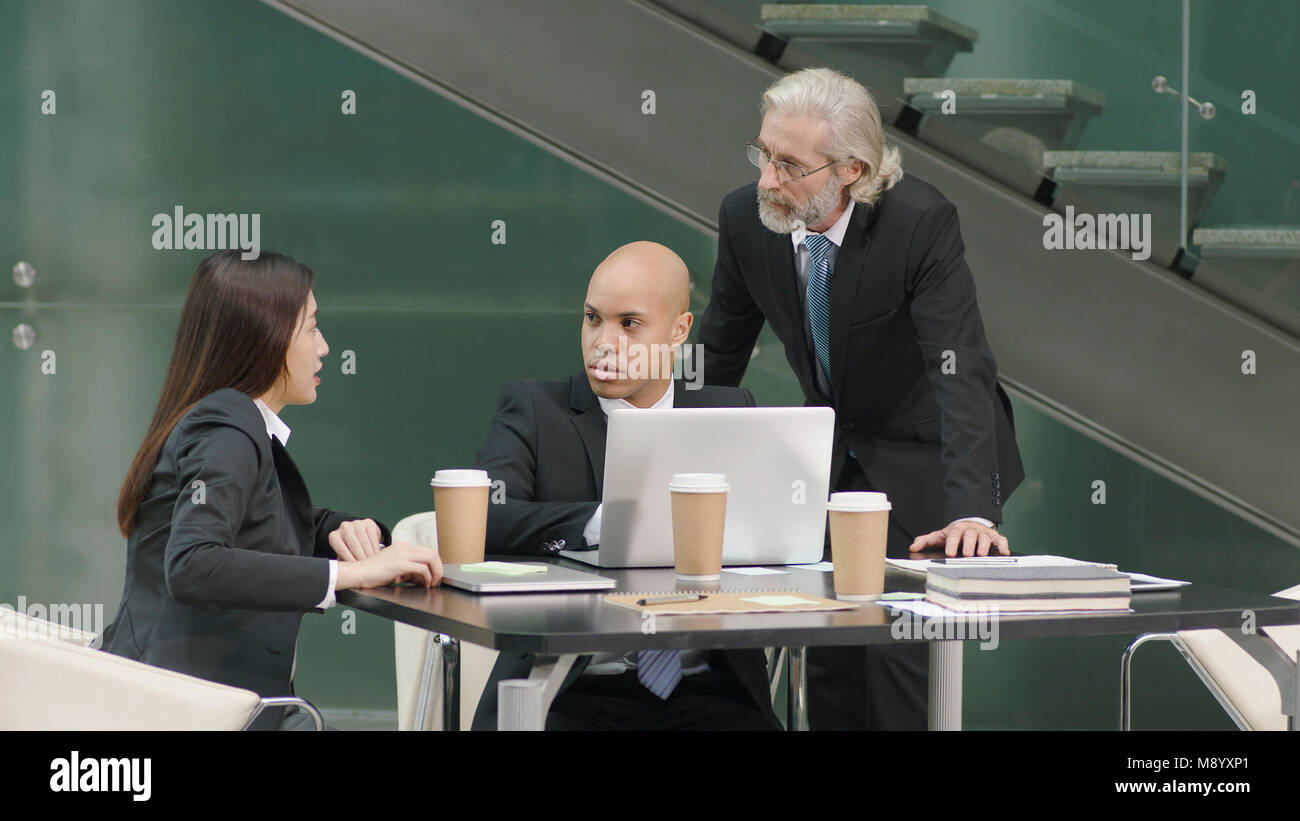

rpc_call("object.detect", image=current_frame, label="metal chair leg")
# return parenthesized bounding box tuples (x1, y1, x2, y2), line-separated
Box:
(768, 647, 787, 706)
(1120, 632, 1177, 730)
(786, 646, 808, 731)
(412, 631, 441, 730)
(441, 634, 460, 731)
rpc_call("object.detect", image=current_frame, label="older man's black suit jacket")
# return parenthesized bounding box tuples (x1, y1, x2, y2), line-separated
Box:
(699, 178, 1025, 541)
(469, 373, 781, 730)
(101, 388, 388, 729)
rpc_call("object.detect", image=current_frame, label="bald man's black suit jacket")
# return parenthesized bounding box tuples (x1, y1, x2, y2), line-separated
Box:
(699, 178, 1025, 541)
(102, 388, 388, 729)
(469, 373, 781, 730)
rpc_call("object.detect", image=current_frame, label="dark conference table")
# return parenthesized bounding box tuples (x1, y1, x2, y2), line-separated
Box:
(339, 555, 1300, 730)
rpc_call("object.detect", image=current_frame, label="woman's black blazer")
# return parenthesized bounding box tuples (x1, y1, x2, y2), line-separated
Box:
(102, 388, 388, 714)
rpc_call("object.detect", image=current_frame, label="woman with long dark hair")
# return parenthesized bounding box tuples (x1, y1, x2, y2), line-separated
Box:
(102, 250, 441, 729)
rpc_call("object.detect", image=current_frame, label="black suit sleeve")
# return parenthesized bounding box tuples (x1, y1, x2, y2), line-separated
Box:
(906, 199, 1002, 525)
(164, 421, 333, 611)
(310, 508, 392, 558)
(474, 382, 598, 555)
(698, 197, 766, 388)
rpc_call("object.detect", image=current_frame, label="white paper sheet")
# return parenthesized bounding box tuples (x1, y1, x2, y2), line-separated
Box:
(789, 561, 834, 572)
(877, 599, 1133, 617)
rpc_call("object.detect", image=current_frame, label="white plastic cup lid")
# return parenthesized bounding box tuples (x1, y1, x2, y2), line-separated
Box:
(431, 469, 492, 488)
(827, 491, 891, 512)
(668, 472, 730, 493)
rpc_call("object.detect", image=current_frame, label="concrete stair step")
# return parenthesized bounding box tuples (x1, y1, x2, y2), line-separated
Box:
(1191, 227, 1300, 313)
(762, 4, 976, 101)
(905, 77, 1105, 110)
(907, 78, 1105, 170)
(1045, 150, 1228, 184)
(1043, 152, 1229, 267)
(1193, 226, 1300, 257)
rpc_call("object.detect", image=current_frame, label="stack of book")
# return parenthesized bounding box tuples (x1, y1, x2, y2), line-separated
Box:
(925, 564, 1132, 612)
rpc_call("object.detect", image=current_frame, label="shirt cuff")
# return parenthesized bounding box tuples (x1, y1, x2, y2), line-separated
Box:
(952, 516, 995, 529)
(583, 504, 602, 547)
(316, 560, 338, 609)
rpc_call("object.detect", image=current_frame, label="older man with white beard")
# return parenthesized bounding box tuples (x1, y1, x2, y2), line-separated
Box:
(698, 68, 1025, 730)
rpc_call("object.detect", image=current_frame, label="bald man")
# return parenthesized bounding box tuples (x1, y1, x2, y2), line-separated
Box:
(469, 242, 781, 731)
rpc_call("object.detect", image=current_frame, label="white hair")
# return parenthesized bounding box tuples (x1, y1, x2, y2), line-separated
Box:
(761, 68, 903, 206)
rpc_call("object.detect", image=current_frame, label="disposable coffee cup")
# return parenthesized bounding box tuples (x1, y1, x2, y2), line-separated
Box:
(827, 492, 892, 601)
(668, 473, 729, 581)
(431, 469, 492, 564)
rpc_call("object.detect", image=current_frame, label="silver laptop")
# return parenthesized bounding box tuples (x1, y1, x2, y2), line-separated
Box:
(440, 562, 617, 593)
(560, 406, 834, 568)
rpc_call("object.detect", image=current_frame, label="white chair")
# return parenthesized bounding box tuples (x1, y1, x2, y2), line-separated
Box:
(0, 627, 322, 730)
(1121, 583, 1300, 730)
(392, 511, 497, 730)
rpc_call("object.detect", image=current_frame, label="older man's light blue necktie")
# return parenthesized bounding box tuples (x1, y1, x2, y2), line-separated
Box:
(804, 232, 834, 387)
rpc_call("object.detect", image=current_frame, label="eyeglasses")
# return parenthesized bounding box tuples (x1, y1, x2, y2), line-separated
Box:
(746, 141, 837, 183)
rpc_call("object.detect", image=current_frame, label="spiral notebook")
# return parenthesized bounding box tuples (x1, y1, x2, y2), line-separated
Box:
(603, 589, 857, 615)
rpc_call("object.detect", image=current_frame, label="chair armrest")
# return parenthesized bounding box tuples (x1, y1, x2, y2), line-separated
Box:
(241, 696, 325, 731)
